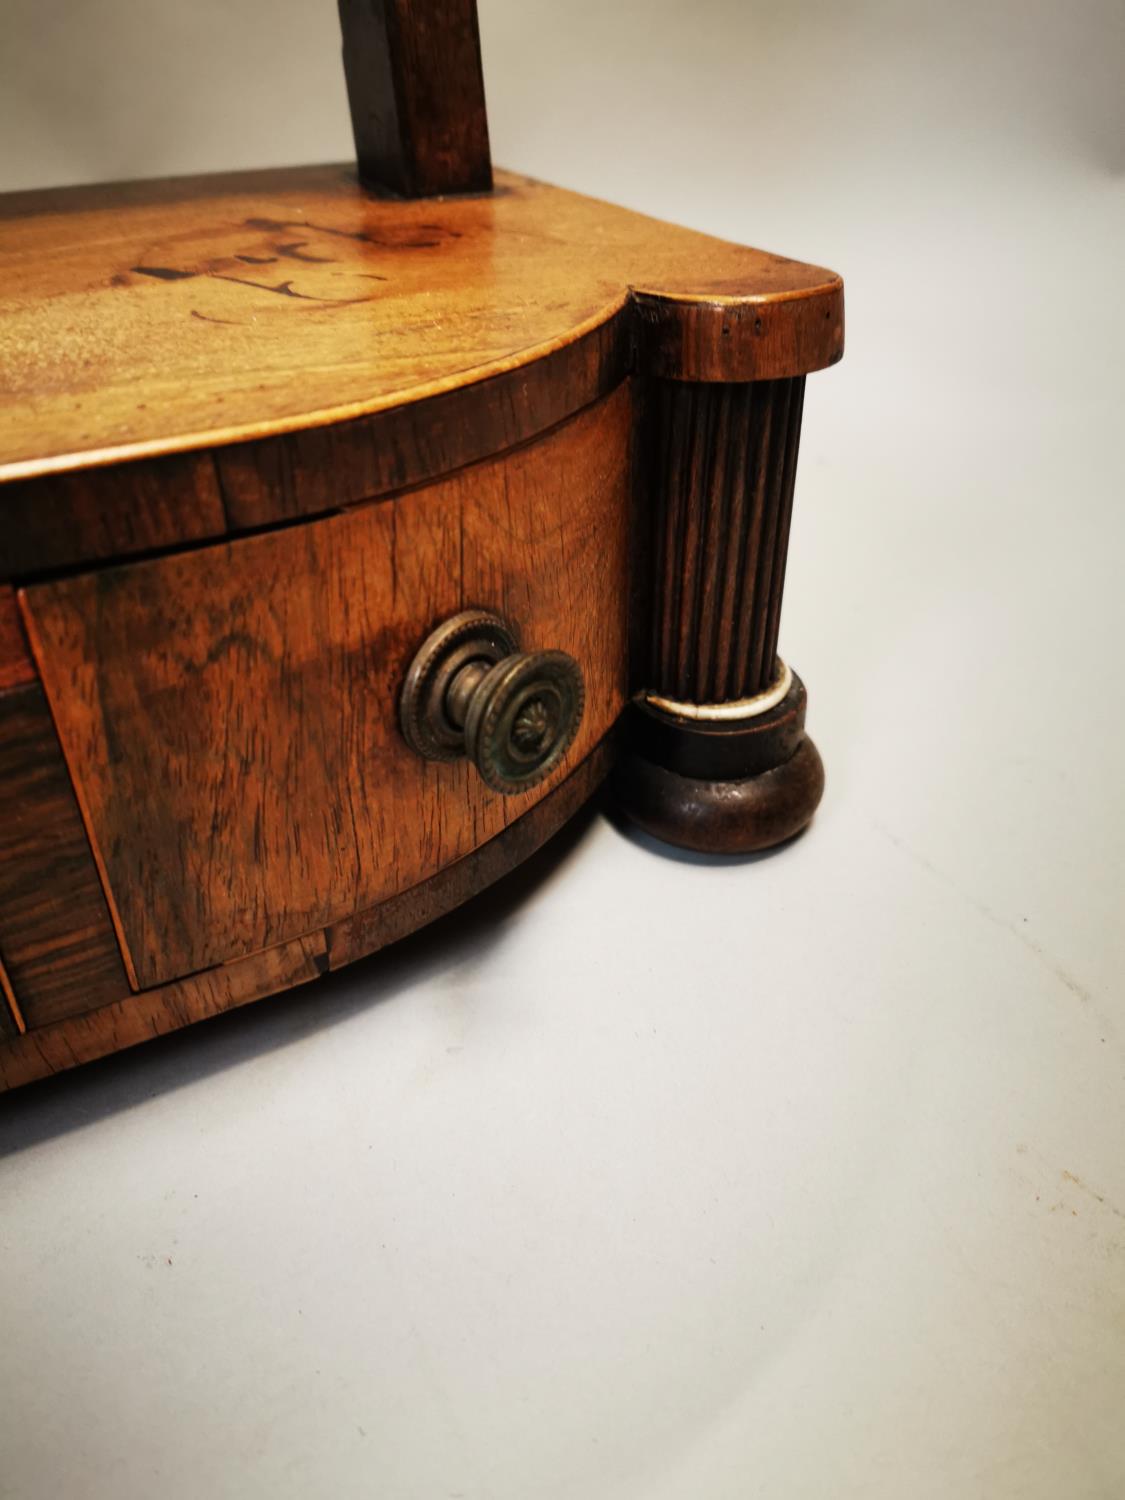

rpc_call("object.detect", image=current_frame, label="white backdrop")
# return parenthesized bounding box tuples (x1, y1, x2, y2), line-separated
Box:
(2, 3, 1123, 1497)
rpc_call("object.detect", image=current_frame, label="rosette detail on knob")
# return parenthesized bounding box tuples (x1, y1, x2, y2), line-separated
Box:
(400, 609, 584, 794)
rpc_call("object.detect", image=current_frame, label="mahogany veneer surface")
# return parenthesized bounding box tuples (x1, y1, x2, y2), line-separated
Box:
(0, 683, 130, 1024)
(0, 739, 615, 1092)
(0, 165, 842, 483)
(21, 390, 632, 990)
(0, 588, 35, 690)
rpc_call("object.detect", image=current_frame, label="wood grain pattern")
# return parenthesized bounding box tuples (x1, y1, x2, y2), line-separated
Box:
(0, 589, 36, 689)
(217, 318, 629, 530)
(0, 683, 132, 1027)
(0, 157, 843, 1079)
(0, 954, 23, 1037)
(22, 389, 632, 990)
(647, 377, 805, 702)
(617, 374, 824, 855)
(614, 730, 824, 856)
(0, 165, 841, 486)
(339, 0, 492, 198)
(634, 293, 839, 384)
(325, 731, 614, 968)
(0, 933, 328, 1092)
(0, 452, 226, 582)
(0, 736, 613, 1090)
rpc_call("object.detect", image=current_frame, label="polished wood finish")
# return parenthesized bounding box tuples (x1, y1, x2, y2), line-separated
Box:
(624, 678, 809, 783)
(216, 318, 629, 531)
(0, 738, 614, 1091)
(0, 933, 329, 1093)
(339, 0, 492, 198)
(0, 453, 226, 583)
(0, 165, 841, 489)
(647, 377, 805, 702)
(0, 684, 131, 1027)
(324, 732, 614, 967)
(615, 734, 825, 856)
(0, 589, 35, 690)
(615, 377, 823, 854)
(22, 391, 632, 990)
(634, 294, 833, 384)
(0, 140, 843, 1086)
(0, 955, 22, 1038)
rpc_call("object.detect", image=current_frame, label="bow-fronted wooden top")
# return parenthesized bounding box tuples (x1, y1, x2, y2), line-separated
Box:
(0, 164, 842, 483)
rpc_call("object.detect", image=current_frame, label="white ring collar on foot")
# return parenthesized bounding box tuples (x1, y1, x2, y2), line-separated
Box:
(641, 659, 793, 722)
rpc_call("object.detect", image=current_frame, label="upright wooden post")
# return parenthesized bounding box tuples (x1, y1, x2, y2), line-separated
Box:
(338, 0, 493, 198)
(612, 374, 826, 854)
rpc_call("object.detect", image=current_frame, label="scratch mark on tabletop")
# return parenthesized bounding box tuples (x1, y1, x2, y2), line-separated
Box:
(191, 309, 240, 326)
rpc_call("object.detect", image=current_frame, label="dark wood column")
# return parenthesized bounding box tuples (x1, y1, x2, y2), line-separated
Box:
(338, 0, 492, 198)
(646, 376, 806, 704)
(614, 374, 824, 854)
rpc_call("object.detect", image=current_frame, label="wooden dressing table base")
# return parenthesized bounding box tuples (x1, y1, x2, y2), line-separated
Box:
(0, 157, 842, 1086)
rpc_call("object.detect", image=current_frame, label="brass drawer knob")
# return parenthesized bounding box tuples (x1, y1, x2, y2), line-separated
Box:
(400, 609, 585, 794)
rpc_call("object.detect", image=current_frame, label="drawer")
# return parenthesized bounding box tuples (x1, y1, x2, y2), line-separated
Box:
(21, 386, 632, 990)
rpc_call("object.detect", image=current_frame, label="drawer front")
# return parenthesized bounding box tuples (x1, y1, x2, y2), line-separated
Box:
(0, 682, 131, 1026)
(22, 386, 631, 990)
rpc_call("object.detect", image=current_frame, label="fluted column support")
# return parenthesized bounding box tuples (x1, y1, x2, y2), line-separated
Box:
(613, 375, 824, 854)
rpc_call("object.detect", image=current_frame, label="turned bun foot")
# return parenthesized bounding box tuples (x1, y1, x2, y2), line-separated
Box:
(614, 733, 824, 854)
(614, 668, 824, 854)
